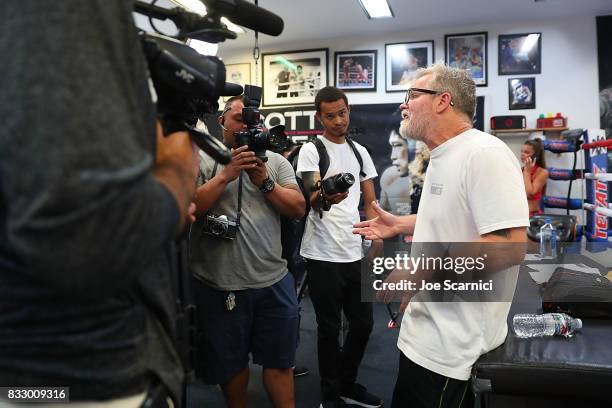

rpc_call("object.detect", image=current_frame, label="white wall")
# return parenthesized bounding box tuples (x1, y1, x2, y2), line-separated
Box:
(217, 15, 600, 132)
(217, 15, 602, 223)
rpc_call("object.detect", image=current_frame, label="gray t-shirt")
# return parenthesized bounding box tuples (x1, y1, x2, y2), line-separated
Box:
(190, 150, 297, 290)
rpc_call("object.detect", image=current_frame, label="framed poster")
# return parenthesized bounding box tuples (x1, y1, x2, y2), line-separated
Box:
(508, 77, 536, 110)
(334, 50, 377, 91)
(223, 63, 250, 101)
(499, 33, 541, 75)
(385, 41, 434, 92)
(445, 32, 487, 86)
(262, 48, 328, 107)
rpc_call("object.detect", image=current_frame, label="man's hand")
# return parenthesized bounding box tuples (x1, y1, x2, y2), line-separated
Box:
(325, 191, 349, 205)
(153, 120, 199, 234)
(353, 201, 400, 240)
(245, 157, 268, 187)
(219, 146, 258, 183)
(376, 267, 413, 312)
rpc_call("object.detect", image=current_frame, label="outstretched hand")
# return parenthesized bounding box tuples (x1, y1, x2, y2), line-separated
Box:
(352, 201, 399, 240)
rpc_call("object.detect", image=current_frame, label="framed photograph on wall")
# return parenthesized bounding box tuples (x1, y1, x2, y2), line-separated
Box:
(498, 33, 541, 75)
(445, 32, 487, 86)
(385, 41, 434, 92)
(261, 48, 328, 107)
(223, 63, 251, 101)
(508, 77, 536, 110)
(334, 50, 377, 91)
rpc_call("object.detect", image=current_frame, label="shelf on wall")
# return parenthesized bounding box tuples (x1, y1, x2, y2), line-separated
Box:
(491, 127, 569, 135)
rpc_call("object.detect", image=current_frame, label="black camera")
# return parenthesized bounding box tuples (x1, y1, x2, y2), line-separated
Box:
(321, 173, 355, 195)
(140, 33, 239, 164)
(234, 85, 288, 162)
(202, 214, 239, 240)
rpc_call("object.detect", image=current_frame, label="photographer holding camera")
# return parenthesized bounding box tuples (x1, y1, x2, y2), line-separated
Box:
(1, 1, 199, 407)
(190, 94, 305, 408)
(297, 86, 382, 408)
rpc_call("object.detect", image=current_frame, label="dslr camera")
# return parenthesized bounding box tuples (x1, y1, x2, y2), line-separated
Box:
(234, 85, 288, 162)
(321, 172, 355, 195)
(320, 173, 355, 211)
(202, 213, 239, 240)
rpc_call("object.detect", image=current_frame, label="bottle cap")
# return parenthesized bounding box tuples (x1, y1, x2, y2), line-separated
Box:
(555, 112, 562, 118)
(539, 114, 545, 119)
(576, 318, 582, 329)
(547, 112, 553, 118)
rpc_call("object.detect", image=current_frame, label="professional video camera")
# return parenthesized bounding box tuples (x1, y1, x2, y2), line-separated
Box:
(134, 0, 285, 165)
(234, 85, 288, 162)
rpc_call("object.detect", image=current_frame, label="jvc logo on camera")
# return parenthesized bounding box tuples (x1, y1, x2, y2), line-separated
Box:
(175, 69, 195, 83)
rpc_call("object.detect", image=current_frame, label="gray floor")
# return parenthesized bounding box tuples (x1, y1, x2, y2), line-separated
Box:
(187, 296, 401, 407)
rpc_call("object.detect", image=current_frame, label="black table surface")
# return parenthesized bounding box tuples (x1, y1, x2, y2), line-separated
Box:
(473, 253, 612, 401)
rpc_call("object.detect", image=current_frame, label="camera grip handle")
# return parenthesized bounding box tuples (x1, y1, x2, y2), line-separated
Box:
(185, 124, 232, 164)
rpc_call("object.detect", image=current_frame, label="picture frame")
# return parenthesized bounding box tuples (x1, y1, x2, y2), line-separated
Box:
(223, 63, 251, 101)
(498, 33, 542, 75)
(385, 41, 434, 92)
(445, 32, 487, 86)
(508, 77, 536, 110)
(261, 48, 329, 107)
(334, 50, 377, 92)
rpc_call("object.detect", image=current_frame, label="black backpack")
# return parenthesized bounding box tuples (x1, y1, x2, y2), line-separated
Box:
(280, 137, 365, 272)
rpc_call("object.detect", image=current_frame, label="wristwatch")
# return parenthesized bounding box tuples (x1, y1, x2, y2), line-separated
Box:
(259, 177, 275, 193)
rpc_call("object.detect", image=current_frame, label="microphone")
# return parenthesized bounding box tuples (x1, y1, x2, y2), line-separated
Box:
(202, 0, 284, 36)
(223, 82, 243, 96)
(134, 1, 235, 43)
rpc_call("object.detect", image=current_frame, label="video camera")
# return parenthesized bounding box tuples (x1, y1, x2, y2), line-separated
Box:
(134, 0, 285, 165)
(234, 85, 288, 162)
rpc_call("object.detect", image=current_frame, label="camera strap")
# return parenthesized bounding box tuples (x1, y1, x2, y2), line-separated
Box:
(209, 161, 243, 229)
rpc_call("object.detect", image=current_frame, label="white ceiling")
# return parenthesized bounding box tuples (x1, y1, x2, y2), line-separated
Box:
(218, 0, 612, 51)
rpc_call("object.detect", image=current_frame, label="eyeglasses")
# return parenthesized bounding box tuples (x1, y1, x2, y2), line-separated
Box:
(404, 87, 454, 106)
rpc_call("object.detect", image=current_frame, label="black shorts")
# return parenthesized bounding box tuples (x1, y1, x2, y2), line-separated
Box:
(193, 273, 299, 385)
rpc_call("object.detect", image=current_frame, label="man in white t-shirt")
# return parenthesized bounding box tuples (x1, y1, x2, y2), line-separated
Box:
(353, 63, 529, 408)
(297, 86, 382, 408)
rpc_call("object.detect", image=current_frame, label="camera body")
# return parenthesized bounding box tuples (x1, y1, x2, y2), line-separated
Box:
(234, 85, 287, 162)
(321, 172, 355, 195)
(202, 214, 239, 240)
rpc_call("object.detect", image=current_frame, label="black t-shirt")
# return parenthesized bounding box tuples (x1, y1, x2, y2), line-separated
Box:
(0, 0, 183, 402)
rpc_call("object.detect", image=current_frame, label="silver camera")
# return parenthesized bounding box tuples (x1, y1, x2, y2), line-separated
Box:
(202, 214, 239, 240)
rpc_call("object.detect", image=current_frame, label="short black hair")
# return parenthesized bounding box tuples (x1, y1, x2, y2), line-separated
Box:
(315, 86, 348, 112)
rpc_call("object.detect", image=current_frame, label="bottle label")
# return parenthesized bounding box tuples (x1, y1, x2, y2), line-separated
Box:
(551, 313, 568, 335)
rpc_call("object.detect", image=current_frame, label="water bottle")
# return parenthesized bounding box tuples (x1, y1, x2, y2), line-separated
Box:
(513, 313, 582, 338)
(539, 217, 557, 259)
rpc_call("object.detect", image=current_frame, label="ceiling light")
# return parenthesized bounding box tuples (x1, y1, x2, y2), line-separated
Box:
(170, 0, 245, 33)
(357, 0, 393, 19)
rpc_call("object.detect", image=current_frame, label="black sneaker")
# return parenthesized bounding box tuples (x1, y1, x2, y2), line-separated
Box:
(339, 383, 383, 408)
(294, 365, 310, 377)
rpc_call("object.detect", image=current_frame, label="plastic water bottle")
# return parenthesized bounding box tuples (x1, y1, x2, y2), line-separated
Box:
(539, 217, 557, 259)
(513, 313, 582, 338)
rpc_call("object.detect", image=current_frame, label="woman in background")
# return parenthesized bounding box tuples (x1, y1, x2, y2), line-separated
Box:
(520, 138, 548, 217)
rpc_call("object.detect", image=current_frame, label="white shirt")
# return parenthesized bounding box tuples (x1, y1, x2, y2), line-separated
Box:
(397, 128, 529, 380)
(297, 136, 377, 262)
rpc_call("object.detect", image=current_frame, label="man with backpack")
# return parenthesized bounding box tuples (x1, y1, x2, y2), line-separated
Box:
(296, 86, 382, 408)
